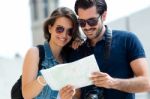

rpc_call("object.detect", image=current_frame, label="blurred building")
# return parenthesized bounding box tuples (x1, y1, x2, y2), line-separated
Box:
(107, 6, 150, 65)
(29, 0, 59, 46)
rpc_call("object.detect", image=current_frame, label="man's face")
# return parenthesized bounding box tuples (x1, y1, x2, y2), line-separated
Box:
(78, 6, 103, 40)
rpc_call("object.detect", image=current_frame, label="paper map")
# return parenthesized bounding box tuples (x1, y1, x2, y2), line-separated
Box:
(41, 54, 100, 90)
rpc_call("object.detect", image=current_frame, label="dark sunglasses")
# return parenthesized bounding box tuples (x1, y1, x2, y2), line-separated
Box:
(78, 16, 100, 27)
(55, 26, 73, 37)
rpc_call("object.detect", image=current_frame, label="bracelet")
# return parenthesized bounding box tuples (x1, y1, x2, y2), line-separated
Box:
(37, 76, 47, 86)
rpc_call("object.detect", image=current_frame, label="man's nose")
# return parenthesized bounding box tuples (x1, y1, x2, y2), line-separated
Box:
(84, 22, 91, 29)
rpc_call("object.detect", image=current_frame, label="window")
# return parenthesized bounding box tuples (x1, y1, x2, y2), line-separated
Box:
(43, 0, 49, 18)
(32, 0, 38, 20)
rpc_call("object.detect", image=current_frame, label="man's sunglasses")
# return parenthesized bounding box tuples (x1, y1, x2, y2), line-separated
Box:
(55, 26, 73, 37)
(78, 16, 100, 27)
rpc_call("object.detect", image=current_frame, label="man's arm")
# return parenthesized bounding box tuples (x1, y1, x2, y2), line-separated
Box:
(91, 58, 150, 93)
(113, 58, 150, 92)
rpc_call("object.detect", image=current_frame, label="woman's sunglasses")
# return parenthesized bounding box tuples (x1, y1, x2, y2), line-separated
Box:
(78, 16, 100, 27)
(55, 26, 73, 37)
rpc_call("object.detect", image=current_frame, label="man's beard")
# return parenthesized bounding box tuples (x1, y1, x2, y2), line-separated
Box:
(94, 24, 103, 39)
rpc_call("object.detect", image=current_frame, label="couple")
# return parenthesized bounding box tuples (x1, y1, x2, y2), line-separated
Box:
(22, 0, 150, 99)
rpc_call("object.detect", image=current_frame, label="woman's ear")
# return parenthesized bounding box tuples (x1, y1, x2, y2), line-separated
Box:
(101, 11, 107, 21)
(48, 25, 52, 33)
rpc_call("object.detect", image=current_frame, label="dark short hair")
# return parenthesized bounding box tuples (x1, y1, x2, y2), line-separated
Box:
(75, 0, 107, 15)
(43, 7, 80, 44)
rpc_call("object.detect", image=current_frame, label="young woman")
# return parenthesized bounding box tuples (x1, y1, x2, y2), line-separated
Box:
(22, 7, 80, 99)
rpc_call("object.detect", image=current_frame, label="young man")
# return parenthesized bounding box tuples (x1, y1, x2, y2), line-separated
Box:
(67, 0, 150, 99)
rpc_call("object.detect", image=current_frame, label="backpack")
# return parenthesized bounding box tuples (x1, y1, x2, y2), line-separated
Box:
(11, 45, 45, 99)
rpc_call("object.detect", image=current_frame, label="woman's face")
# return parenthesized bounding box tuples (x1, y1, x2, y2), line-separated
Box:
(49, 17, 73, 48)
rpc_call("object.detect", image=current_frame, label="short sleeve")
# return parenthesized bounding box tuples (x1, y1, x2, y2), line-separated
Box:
(126, 32, 145, 62)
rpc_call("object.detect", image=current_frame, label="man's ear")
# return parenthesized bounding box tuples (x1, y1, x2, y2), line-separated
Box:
(102, 11, 107, 21)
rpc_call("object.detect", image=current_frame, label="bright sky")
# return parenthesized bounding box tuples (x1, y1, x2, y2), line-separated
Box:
(0, 0, 150, 58)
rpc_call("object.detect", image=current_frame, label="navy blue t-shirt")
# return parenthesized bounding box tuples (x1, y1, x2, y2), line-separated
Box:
(67, 29, 145, 99)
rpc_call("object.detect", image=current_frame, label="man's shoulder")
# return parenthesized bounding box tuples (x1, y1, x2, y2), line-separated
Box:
(112, 29, 130, 35)
(112, 30, 137, 39)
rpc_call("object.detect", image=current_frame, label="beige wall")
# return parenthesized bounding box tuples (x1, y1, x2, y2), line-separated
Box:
(129, 7, 150, 60)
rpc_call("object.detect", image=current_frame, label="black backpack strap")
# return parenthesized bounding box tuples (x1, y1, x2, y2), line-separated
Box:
(104, 26, 112, 60)
(37, 45, 45, 70)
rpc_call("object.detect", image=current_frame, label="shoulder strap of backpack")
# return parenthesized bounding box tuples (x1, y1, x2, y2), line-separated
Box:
(104, 26, 112, 60)
(37, 45, 45, 70)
